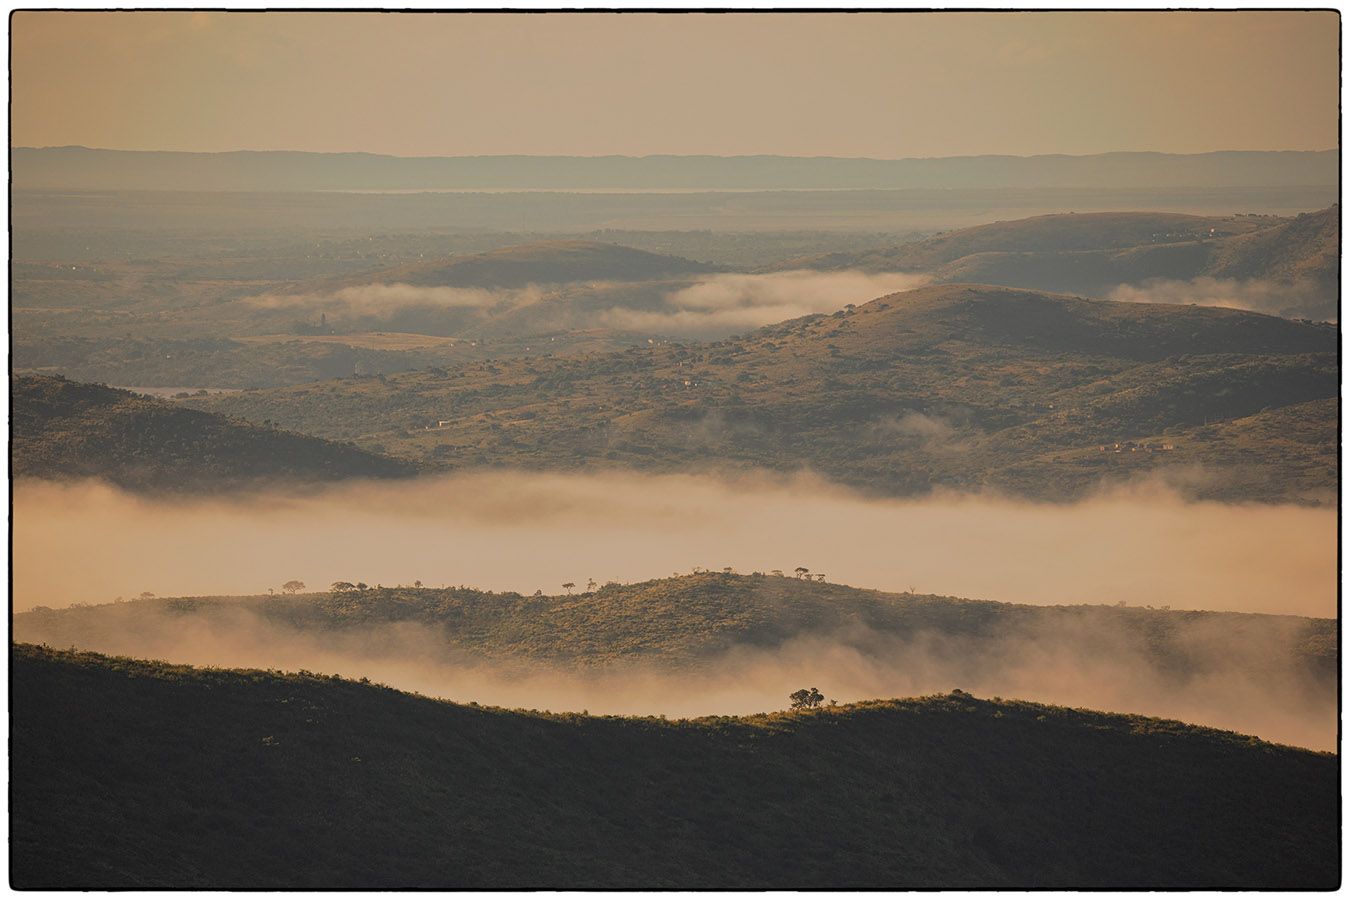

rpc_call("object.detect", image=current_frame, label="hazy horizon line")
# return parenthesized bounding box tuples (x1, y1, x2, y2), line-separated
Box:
(15, 145, 1340, 161)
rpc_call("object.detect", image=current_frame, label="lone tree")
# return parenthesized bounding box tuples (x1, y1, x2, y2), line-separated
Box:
(562, 582, 575, 595)
(794, 567, 810, 579)
(282, 580, 305, 595)
(789, 687, 826, 709)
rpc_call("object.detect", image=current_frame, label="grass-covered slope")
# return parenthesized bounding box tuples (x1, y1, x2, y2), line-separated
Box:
(12, 374, 417, 491)
(189, 285, 1337, 502)
(304, 239, 722, 292)
(14, 574, 1336, 753)
(14, 573, 1335, 679)
(788, 208, 1339, 320)
(790, 211, 1265, 271)
(11, 644, 1338, 889)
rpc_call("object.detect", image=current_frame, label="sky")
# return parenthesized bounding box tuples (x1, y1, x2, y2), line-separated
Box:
(10, 10, 1340, 158)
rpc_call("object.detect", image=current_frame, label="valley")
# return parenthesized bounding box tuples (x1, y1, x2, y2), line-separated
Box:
(8, 15, 1341, 886)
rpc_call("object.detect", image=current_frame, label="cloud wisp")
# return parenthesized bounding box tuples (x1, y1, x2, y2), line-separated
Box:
(604, 270, 932, 335)
(1106, 277, 1335, 321)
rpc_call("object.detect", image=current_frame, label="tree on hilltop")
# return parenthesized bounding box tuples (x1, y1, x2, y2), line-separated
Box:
(789, 687, 826, 709)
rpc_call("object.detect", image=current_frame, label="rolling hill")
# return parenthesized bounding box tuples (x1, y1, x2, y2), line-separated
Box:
(790, 211, 1267, 270)
(11, 643, 1338, 888)
(188, 284, 1338, 502)
(14, 572, 1334, 677)
(306, 239, 722, 291)
(788, 208, 1339, 320)
(14, 572, 1335, 750)
(249, 239, 727, 341)
(12, 374, 418, 491)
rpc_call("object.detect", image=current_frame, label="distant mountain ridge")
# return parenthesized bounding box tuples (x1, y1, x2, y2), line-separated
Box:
(13, 147, 1338, 192)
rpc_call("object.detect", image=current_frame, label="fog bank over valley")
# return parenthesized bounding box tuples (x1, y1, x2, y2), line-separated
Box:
(14, 470, 1334, 617)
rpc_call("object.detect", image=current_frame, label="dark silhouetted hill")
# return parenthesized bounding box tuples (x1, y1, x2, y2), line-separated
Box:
(11, 643, 1338, 889)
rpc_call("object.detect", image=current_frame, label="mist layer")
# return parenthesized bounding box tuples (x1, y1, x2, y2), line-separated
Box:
(13, 470, 1335, 617)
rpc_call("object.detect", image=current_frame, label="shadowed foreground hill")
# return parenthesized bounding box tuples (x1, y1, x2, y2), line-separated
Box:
(12, 375, 417, 491)
(191, 284, 1337, 502)
(11, 644, 1338, 889)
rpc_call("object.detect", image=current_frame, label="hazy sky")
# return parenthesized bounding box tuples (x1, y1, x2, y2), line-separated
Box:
(11, 10, 1340, 157)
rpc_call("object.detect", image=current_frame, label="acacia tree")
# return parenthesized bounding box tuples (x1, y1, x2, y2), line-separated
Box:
(331, 582, 356, 592)
(789, 687, 826, 709)
(794, 567, 810, 579)
(562, 582, 575, 595)
(282, 580, 305, 594)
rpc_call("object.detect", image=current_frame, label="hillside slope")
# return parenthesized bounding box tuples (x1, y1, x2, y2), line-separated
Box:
(789, 208, 1339, 320)
(252, 239, 726, 340)
(15, 573, 1335, 750)
(793, 211, 1264, 270)
(15, 572, 1334, 677)
(12, 644, 1338, 889)
(12, 375, 417, 491)
(300, 239, 721, 292)
(190, 285, 1338, 502)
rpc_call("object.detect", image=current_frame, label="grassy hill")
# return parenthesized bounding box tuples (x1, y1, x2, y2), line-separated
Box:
(790, 211, 1265, 270)
(249, 239, 729, 342)
(12, 374, 417, 491)
(300, 239, 722, 292)
(15, 573, 1335, 751)
(188, 284, 1337, 502)
(11, 643, 1338, 889)
(788, 208, 1339, 320)
(15, 572, 1334, 677)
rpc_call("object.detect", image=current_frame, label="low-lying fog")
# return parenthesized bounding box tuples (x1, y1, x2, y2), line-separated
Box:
(15, 602, 1336, 751)
(14, 470, 1334, 617)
